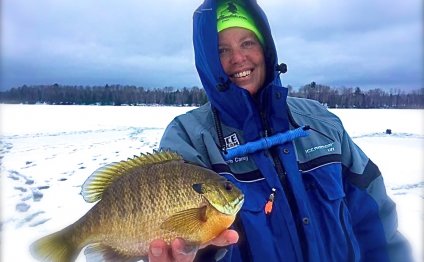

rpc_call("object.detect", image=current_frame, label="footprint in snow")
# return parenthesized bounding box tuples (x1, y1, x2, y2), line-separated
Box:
(17, 211, 49, 228)
(8, 170, 34, 185)
(32, 189, 44, 202)
(16, 202, 31, 212)
(14, 186, 28, 193)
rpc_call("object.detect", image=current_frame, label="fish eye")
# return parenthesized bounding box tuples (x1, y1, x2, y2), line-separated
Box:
(224, 182, 233, 191)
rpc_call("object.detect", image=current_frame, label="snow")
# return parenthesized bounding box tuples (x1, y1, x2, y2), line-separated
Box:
(1, 104, 423, 261)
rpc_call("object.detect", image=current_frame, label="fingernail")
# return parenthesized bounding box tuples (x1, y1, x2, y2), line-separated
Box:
(182, 244, 198, 255)
(177, 239, 198, 255)
(151, 247, 163, 257)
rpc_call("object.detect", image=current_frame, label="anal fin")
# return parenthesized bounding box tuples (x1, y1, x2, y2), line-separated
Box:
(84, 243, 144, 262)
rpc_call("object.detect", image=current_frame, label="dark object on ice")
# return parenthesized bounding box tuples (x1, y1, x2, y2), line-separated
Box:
(386, 129, 392, 135)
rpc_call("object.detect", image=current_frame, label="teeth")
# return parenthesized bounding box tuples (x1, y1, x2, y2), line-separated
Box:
(233, 70, 251, 78)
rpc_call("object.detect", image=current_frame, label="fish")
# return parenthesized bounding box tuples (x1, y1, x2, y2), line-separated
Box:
(30, 151, 244, 262)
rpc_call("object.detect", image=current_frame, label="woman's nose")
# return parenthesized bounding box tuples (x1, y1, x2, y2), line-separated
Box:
(230, 48, 246, 64)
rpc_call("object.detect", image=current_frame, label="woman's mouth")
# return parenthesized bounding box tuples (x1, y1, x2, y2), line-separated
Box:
(231, 70, 252, 78)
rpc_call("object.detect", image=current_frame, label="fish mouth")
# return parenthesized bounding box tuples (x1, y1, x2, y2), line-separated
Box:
(206, 193, 244, 216)
(223, 194, 245, 215)
(233, 195, 245, 213)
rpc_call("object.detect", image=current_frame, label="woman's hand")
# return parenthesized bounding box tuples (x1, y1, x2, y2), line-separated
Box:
(148, 229, 239, 262)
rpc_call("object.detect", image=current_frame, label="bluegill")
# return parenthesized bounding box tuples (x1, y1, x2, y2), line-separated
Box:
(30, 151, 244, 261)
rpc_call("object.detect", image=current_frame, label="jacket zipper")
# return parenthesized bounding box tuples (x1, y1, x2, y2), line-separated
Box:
(258, 108, 291, 202)
(259, 107, 309, 260)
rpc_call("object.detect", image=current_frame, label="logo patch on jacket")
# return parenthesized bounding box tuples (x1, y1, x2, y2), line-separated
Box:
(224, 133, 240, 149)
(305, 142, 335, 154)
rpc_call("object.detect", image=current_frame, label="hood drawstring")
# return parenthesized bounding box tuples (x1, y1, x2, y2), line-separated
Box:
(276, 63, 287, 75)
(214, 101, 336, 161)
(213, 105, 310, 161)
(221, 126, 310, 161)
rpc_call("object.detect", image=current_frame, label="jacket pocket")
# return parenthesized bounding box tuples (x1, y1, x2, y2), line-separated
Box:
(303, 163, 359, 262)
(303, 163, 345, 200)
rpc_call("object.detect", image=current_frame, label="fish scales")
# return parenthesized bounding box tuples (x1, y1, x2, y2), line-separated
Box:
(30, 151, 244, 261)
(77, 162, 208, 255)
(92, 162, 208, 251)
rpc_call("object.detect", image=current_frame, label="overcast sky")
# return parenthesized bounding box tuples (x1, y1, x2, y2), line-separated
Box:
(1, 0, 422, 91)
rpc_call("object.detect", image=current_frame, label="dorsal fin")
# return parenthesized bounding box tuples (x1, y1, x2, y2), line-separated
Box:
(81, 151, 182, 203)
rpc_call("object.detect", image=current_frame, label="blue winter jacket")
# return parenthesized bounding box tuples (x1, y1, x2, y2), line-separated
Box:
(160, 0, 412, 261)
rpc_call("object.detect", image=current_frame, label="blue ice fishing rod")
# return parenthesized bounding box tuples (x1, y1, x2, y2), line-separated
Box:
(222, 126, 310, 160)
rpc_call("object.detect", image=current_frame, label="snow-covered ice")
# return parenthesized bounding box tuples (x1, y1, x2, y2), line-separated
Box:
(1, 104, 422, 261)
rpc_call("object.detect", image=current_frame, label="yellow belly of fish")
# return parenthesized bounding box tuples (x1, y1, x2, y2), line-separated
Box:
(197, 206, 236, 244)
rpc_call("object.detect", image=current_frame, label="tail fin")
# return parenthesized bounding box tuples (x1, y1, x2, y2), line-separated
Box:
(30, 229, 80, 262)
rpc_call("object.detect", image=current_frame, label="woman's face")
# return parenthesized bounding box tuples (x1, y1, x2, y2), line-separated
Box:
(218, 27, 266, 95)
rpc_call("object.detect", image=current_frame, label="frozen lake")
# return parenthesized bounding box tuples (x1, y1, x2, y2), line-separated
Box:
(1, 104, 423, 261)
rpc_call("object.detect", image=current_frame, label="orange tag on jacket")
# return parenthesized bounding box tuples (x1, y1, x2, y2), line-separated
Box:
(265, 200, 273, 214)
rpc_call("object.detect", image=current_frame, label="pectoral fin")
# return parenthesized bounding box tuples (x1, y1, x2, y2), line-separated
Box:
(160, 206, 208, 235)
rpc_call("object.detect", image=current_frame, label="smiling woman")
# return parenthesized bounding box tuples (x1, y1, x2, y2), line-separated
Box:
(216, 0, 266, 95)
(218, 28, 266, 95)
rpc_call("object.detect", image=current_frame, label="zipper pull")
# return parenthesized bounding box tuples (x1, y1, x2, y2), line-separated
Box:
(265, 188, 276, 215)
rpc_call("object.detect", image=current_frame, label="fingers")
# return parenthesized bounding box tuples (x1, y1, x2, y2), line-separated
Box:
(148, 239, 172, 262)
(148, 238, 198, 262)
(170, 238, 198, 262)
(148, 230, 239, 262)
(203, 229, 239, 248)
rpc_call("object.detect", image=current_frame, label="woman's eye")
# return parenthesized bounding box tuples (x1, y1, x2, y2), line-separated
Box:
(241, 40, 256, 48)
(219, 47, 230, 55)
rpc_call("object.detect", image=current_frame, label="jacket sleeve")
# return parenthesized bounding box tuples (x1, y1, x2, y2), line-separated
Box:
(159, 112, 224, 169)
(159, 116, 207, 166)
(340, 129, 412, 261)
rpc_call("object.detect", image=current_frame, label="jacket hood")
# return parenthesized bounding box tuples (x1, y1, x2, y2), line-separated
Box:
(193, 0, 289, 137)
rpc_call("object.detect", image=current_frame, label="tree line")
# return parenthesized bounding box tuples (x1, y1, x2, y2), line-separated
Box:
(288, 83, 423, 108)
(0, 83, 422, 108)
(0, 84, 208, 106)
